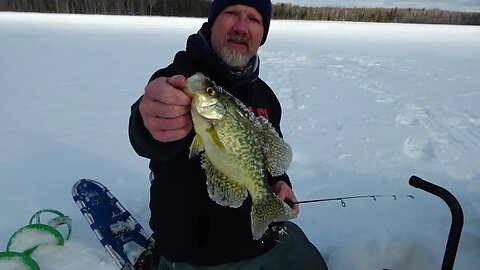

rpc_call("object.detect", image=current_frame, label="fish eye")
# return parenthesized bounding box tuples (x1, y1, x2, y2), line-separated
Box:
(206, 87, 216, 96)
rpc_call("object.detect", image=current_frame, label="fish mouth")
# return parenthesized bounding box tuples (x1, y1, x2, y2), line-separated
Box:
(184, 73, 207, 96)
(192, 103, 224, 121)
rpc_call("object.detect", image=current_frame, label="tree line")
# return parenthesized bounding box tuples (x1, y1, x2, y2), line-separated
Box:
(274, 4, 480, 25)
(1, 0, 479, 25)
(0, 0, 211, 16)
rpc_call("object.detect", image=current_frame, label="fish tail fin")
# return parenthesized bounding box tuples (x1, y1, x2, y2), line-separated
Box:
(251, 194, 297, 240)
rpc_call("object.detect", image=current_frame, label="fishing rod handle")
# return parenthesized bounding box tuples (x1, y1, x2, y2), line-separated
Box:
(409, 175, 464, 226)
(409, 175, 464, 270)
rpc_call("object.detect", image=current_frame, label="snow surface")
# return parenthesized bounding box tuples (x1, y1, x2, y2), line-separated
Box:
(0, 256, 31, 270)
(1, 12, 479, 270)
(7, 226, 60, 253)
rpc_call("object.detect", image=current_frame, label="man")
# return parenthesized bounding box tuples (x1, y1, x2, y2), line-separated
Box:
(129, 0, 328, 269)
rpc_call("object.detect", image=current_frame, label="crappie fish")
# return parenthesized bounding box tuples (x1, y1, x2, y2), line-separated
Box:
(183, 72, 297, 240)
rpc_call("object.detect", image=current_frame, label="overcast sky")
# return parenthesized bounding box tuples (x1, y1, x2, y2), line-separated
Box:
(272, 0, 480, 12)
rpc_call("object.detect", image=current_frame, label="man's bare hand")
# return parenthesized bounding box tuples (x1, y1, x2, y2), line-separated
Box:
(272, 181, 300, 214)
(139, 75, 192, 142)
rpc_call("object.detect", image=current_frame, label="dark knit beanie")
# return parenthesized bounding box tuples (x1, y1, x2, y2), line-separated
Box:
(207, 0, 272, 45)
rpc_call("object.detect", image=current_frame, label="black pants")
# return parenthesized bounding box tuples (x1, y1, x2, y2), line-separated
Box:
(156, 222, 328, 270)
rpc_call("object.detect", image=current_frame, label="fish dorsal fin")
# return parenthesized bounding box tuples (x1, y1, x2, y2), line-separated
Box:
(189, 134, 204, 159)
(256, 117, 292, 176)
(202, 155, 248, 208)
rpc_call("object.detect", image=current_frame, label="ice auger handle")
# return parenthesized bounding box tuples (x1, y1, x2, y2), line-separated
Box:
(409, 175, 464, 270)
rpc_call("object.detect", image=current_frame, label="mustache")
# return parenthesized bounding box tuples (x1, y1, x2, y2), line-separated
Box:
(225, 32, 249, 44)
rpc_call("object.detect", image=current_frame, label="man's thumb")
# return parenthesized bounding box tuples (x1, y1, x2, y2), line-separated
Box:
(167, 75, 187, 89)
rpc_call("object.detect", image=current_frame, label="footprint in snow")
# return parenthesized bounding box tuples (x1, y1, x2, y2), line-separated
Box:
(403, 135, 435, 160)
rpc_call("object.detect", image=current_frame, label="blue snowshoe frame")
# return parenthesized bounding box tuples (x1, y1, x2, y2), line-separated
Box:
(72, 179, 150, 269)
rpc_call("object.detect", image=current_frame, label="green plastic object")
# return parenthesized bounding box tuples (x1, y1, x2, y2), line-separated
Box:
(7, 224, 65, 255)
(0, 251, 40, 270)
(29, 208, 72, 240)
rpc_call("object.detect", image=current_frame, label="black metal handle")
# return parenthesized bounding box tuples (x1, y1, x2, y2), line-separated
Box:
(409, 175, 464, 270)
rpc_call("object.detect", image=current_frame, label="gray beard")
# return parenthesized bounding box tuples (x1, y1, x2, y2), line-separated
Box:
(219, 46, 252, 68)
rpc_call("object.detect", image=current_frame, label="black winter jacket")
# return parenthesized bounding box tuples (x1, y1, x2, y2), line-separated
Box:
(129, 24, 291, 266)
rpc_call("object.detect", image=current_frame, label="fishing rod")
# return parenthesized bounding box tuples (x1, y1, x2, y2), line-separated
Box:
(284, 175, 463, 270)
(285, 194, 414, 208)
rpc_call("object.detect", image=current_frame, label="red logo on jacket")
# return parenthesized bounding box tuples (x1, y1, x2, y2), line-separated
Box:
(248, 107, 269, 120)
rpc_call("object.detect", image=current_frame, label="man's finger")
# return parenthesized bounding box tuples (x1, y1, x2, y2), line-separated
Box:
(150, 123, 193, 143)
(144, 77, 191, 106)
(144, 113, 192, 131)
(167, 75, 187, 89)
(141, 100, 190, 119)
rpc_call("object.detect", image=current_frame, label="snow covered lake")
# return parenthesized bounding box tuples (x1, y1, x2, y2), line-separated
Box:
(0, 12, 479, 269)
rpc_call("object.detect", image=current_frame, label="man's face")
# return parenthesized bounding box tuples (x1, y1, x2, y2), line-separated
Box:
(210, 4, 264, 68)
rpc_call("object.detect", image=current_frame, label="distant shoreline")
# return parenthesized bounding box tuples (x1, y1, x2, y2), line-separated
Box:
(1, 0, 479, 25)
